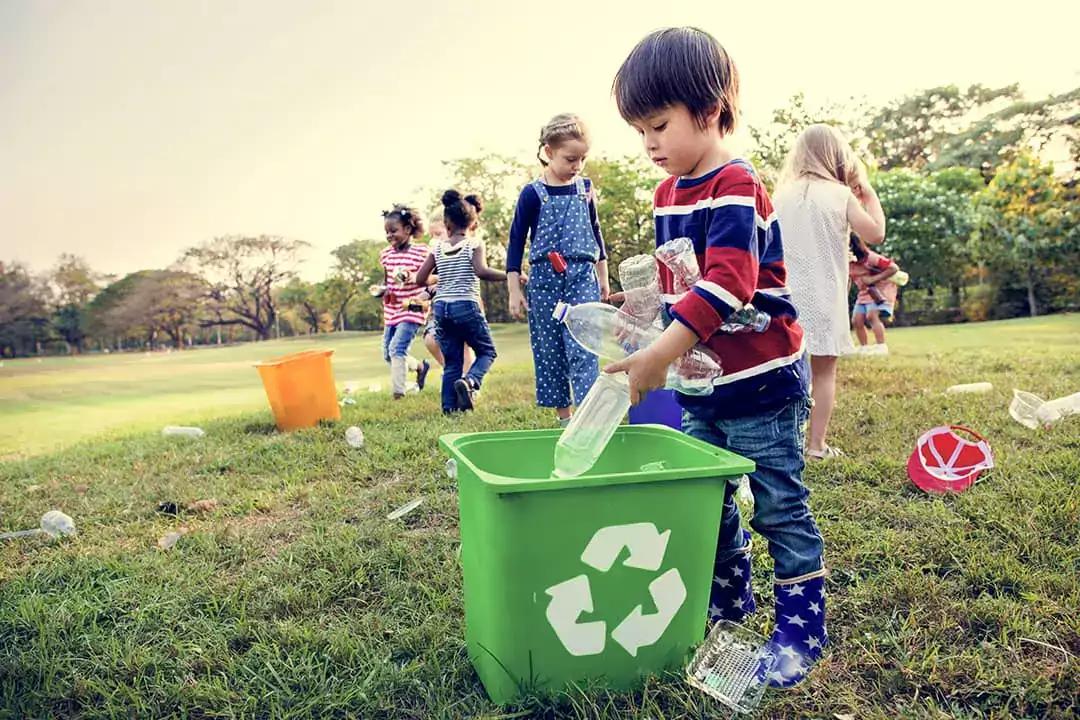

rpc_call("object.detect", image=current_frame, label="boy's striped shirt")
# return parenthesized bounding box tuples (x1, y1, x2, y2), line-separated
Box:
(655, 159, 807, 416)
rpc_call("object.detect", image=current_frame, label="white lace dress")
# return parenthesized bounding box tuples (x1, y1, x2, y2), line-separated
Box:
(774, 179, 855, 357)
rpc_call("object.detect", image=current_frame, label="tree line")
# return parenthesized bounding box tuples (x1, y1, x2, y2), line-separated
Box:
(2, 83, 1077, 357)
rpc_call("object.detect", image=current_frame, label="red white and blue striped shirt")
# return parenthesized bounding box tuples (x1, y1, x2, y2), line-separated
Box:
(380, 243, 430, 326)
(656, 159, 808, 417)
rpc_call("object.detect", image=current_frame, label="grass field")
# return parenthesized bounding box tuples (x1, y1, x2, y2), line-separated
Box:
(1, 316, 1078, 718)
(0, 325, 535, 459)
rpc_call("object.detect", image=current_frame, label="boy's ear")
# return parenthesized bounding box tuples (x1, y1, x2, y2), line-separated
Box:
(703, 103, 723, 129)
(543, 145, 555, 161)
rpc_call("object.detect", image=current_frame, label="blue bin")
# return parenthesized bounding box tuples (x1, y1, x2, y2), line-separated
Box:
(628, 388, 683, 430)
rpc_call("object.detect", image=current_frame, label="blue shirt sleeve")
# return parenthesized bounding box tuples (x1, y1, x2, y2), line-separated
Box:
(585, 179, 606, 261)
(506, 186, 540, 273)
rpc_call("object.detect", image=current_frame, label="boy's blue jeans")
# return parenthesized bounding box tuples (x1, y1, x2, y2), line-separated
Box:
(682, 396, 825, 581)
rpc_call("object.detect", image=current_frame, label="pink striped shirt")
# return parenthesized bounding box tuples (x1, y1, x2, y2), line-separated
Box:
(380, 243, 430, 326)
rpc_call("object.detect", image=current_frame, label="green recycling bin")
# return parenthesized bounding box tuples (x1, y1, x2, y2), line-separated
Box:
(439, 423, 755, 704)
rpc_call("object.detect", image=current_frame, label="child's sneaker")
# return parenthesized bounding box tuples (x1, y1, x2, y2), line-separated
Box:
(416, 359, 431, 390)
(454, 377, 478, 411)
(869, 343, 889, 356)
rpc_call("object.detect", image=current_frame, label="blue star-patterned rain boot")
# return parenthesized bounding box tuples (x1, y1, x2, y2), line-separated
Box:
(761, 574, 828, 688)
(707, 529, 756, 624)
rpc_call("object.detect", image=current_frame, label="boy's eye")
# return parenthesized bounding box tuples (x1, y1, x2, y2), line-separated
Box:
(652, 122, 668, 132)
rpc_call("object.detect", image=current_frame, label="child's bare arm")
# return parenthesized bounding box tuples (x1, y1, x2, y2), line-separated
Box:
(595, 259, 610, 301)
(414, 253, 437, 286)
(865, 263, 898, 285)
(471, 243, 507, 282)
(848, 175, 886, 244)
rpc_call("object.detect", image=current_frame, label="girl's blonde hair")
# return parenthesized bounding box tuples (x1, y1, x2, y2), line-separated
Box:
(779, 124, 862, 192)
(537, 113, 590, 167)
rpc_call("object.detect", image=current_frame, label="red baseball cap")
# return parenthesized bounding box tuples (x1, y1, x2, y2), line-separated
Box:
(906, 425, 994, 494)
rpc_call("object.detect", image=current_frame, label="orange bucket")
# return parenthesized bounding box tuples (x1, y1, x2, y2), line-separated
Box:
(255, 349, 341, 430)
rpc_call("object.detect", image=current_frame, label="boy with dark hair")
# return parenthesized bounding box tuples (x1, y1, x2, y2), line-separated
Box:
(607, 26, 827, 687)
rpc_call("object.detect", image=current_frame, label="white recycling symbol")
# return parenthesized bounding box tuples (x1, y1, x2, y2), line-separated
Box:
(544, 522, 687, 658)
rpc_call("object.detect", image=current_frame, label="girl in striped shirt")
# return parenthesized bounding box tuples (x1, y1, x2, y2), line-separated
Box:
(379, 204, 433, 399)
(415, 190, 508, 413)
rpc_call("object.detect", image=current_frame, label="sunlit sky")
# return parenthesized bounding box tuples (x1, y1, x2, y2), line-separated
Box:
(2, 0, 1077, 282)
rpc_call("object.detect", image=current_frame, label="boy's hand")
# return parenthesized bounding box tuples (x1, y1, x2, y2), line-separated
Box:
(607, 290, 625, 306)
(603, 348, 668, 405)
(599, 277, 611, 302)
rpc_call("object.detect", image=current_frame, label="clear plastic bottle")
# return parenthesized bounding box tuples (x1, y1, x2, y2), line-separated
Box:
(654, 237, 701, 293)
(720, 304, 771, 334)
(656, 238, 770, 334)
(552, 301, 721, 395)
(618, 255, 662, 324)
(162, 426, 205, 438)
(345, 426, 365, 448)
(553, 373, 630, 478)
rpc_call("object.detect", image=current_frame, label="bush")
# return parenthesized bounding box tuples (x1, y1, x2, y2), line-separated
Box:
(962, 284, 994, 322)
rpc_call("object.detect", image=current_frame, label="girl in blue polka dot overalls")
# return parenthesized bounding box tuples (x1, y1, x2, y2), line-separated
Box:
(506, 114, 610, 426)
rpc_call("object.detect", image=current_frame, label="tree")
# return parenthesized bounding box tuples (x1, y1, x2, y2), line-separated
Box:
(49, 254, 103, 353)
(86, 271, 152, 349)
(279, 279, 330, 334)
(180, 235, 309, 340)
(864, 84, 1022, 172)
(932, 87, 1080, 181)
(581, 155, 662, 287)
(0, 262, 52, 357)
(327, 239, 384, 331)
(121, 271, 205, 348)
(749, 93, 865, 188)
(973, 153, 1076, 317)
(872, 167, 980, 310)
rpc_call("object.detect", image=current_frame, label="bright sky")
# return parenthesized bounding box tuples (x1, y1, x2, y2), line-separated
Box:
(2, 0, 1077, 282)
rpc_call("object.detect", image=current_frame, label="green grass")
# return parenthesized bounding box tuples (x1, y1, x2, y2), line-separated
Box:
(1, 316, 1078, 719)
(0, 325, 535, 459)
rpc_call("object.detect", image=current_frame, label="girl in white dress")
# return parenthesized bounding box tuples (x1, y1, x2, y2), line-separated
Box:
(774, 125, 887, 460)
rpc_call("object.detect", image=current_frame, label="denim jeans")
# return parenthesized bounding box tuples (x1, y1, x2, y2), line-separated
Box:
(434, 300, 497, 412)
(382, 321, 420, 362)
(682, 395, 825, 581)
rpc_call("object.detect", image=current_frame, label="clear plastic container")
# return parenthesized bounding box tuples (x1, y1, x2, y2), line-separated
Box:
(553, 373, 631, 478)
(552, 301, 722, 395)
(0, 510, 77, 540)
(1035, 391, 1080, 426)
(687, 620, 777, 714)
(618, 254, 662, 323)
(1009, 389, 1044, 429)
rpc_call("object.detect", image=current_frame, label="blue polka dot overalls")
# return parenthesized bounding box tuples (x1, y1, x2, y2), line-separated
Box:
(526, 177, 601, 408)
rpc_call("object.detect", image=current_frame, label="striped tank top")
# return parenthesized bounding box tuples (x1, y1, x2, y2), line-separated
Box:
(434, 237, 481, 303)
